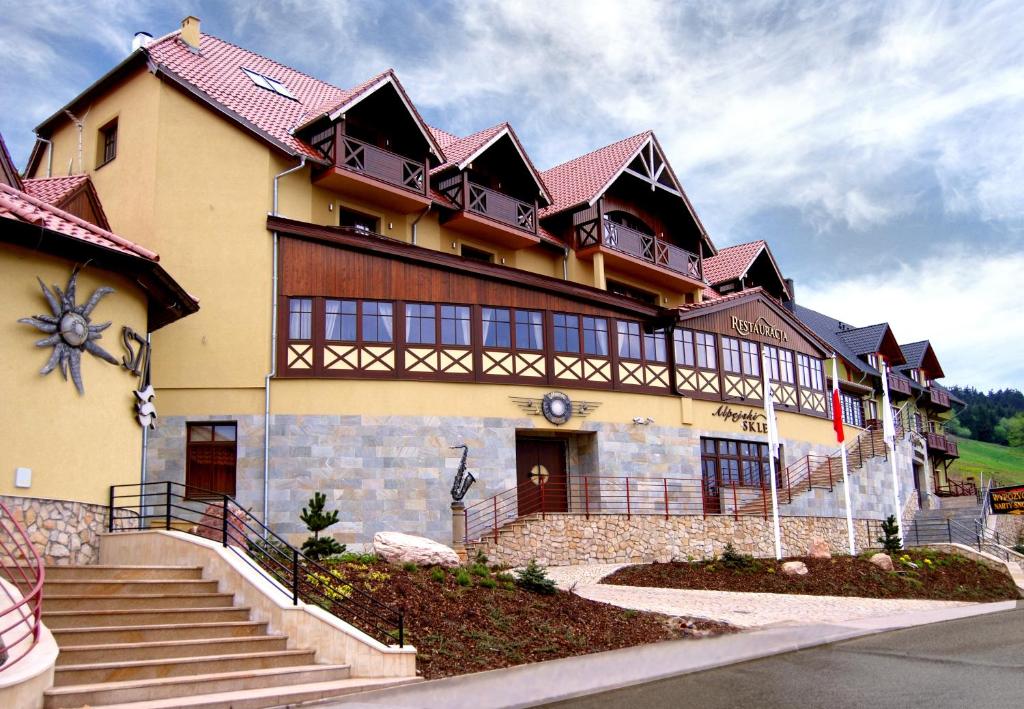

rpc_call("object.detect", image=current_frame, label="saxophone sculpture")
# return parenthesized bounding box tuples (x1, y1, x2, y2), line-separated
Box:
(449, 445, 477, 502)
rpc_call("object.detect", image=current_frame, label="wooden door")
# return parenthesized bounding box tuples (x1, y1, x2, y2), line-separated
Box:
(516, 439, 567, 516)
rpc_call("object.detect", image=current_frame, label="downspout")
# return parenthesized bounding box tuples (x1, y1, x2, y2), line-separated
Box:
(264, 156, 307, 525)
(411, 204, 430, 245)
(37, 137, 54, 177)
(140, 331, 152, 489)
(562, 247, 569, 280)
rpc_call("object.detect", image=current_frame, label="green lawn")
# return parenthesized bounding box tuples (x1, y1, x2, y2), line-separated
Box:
(952, 439, 1024, 487)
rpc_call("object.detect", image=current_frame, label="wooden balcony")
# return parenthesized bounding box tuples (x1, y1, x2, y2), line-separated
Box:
(925, 432, 958, 459)
(312, 133, 430, 213)
(574, 210, 703, 290)
(927, 386, 951, 410)
(437, 174, 540, 249)
(887, 373, 912, 398)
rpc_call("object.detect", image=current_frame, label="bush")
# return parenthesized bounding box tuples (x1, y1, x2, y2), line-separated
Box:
(876, 515, 903, 554)
(335, 551, 379, 565)
(299, 492, 346, 560)
(720, 543, 755, 570)
(514, 559, 557, 595)
(469, 563, 490, 577)
(479, 577, 497, 589)
(430, 567, 446, 583)
(455, 568, 472, 587)
(402, 562, 418, 572)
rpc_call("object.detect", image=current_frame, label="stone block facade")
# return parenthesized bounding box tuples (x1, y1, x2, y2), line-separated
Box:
(468, 513, 875, 566)
(1, 495, 108, 565)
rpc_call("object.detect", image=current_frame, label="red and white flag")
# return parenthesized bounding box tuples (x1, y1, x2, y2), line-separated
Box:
(831, 354, 844, 443)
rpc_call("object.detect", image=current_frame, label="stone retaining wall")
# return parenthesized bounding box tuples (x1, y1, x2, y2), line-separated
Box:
(993, 514, 1024, 548)
(0, 495, 108, 565)
(469, 513, 874, 567)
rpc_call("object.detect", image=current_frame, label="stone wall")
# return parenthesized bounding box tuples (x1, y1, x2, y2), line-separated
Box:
(468, 513, 875, 566)
(0, 495, 108, 565)
(993, 514, 1024, 548)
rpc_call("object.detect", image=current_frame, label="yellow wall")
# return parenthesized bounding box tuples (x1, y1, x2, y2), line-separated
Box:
(0, 245, 150, 504)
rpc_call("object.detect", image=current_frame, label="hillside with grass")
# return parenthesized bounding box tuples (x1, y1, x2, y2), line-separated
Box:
(952, 438, 1024, 487)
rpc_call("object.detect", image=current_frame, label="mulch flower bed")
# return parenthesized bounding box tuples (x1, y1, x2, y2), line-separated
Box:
(320, 556, 737, 679)
(601, 548, 1020, 602)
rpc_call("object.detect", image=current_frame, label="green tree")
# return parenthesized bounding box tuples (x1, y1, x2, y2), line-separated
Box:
(1003, 413, 1024, 448)
(299, 492, 346, 560)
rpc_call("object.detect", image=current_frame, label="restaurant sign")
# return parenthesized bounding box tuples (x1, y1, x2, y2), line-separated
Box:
(730, 315, 789, 343)
(712, 404, 769, 433)
(989, 485, 1024, 515)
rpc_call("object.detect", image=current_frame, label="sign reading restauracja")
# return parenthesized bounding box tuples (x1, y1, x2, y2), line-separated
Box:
(989, 485, 1024, 515)
(731, 315, 789, 343)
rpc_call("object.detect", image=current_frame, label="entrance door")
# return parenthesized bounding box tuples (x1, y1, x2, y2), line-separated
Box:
(515, 438, 568, 516)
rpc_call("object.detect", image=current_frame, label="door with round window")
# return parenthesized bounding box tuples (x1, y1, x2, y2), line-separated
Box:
(515, 438, 568, 516)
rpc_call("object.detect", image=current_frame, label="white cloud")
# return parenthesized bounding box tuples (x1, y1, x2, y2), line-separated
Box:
(800, 249, 1024, 391)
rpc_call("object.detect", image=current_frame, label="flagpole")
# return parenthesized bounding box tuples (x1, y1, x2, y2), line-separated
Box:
(832, 354, 856, 556)
(880, 360, 904, 548)
(761, 350, 782, 560)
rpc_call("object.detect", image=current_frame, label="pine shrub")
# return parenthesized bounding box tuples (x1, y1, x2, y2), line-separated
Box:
(299, 492, 346, 560)
(876, 515, 903, 554)
(514, 559, 557, 595)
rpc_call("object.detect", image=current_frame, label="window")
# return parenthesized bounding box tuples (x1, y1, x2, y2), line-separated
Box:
(482, 308, 511, 347)
(440, 305, 471, 346)
(616, 321, 642, 360)
(324, 300, 357, 341)
(643, 329, 668, 362)
(674, 329, 695, 367)
(461, 245, 494, 263)
(582, 316, 608, 356)
(722, 337, 741, 373)
(866, 399, 879, 421)
(405, 304, 436, 345)
(241, 68, 296, 99)
(607, 279, 658, 306)
(98, 120, 117, 167)
(339, 207, 379, 233)
(701, 437, 771, 489)
(515, 310, 544, 350)
(740, 340, 760, 376)
(186, 422, 237, 497)
(696, 333, 716, 369)
(361, 302, 393, 343)
(914, 412, 923, 433)
(288, 298, 312, 340)
(839, 392, 864, 427)
(867, 353, 879, 368)
(764, 346, 794, 383)
(553, 314, 580, 354)
(797, 354, 824, 390)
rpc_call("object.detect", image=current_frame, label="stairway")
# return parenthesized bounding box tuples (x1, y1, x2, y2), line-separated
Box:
(41, 564, 417, 708)
(906, 505, 984, 545)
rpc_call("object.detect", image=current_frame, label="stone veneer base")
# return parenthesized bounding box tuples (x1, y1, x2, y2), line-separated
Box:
(1, 495, 108, 565)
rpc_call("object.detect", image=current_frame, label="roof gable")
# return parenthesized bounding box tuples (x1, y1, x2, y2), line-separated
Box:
(0, 132, 22, 189)
(794, 304, 879, 377)
(22, 175, 111, 230)
(837, 323, 906, 366)
(899, 340, 944, 379)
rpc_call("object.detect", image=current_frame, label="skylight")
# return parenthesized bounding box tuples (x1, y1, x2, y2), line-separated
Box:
(241, 68, 296, 100)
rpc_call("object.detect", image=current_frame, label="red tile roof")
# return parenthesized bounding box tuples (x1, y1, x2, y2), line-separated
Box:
(21, 175, 90, 205)
(430, 123, 507, 173)
(678, 286, 762, 313)
(428, 126, 461, 150)
(539, 131, 651, 217)
(702, 240, 766, 285)
(0, 182, 158, 261)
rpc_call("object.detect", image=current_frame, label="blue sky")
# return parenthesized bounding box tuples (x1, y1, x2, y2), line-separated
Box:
(2, 1, 1021, 390)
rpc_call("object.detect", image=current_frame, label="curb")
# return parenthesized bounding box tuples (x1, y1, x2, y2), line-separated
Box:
(311, 600, 1019, 708)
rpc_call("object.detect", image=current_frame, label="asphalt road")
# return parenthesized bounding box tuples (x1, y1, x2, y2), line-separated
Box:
(545, 608, 1024, 709)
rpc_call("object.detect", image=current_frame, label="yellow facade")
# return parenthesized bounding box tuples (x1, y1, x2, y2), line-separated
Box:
(1, 245, 150, 505)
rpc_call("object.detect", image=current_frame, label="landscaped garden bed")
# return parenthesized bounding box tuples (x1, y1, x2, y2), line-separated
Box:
(320, 554, 737, 679)
(601, 548, 1020, 602)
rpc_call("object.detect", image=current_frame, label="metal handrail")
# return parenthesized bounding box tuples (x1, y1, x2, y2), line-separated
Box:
(868, 516, 1022, 563)
(108, 482, 403, 646)
(0, 501, 45, 672)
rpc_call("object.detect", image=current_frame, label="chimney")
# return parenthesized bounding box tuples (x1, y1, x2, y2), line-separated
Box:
(784, 277, 796, 312)
(131, 31, 153, 52)
(180, 16, 201, 50)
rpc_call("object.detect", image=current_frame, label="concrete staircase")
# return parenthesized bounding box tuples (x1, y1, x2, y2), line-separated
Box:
(906, 505, 984, 545)
(41, 564, 416, 708)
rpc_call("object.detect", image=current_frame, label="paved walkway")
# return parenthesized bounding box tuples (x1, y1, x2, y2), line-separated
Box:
(544, 563, 970, 628)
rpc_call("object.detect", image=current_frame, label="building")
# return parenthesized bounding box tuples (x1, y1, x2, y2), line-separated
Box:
(1, 130, 196, 564)
(19, 17, 961, 558)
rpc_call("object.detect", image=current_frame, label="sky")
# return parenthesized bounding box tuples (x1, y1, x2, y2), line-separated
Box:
(1, 0, 1021, 391)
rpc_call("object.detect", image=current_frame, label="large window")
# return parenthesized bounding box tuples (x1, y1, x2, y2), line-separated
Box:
(440, 305, 471, 346)
(740, 340, 760, 376)
(323, 300, 391, 342)
(722, 337, 741, 373)
(616, 321, 642, 360)
(339, 207, 379, 233)
(405, 303, 436, 344)
(764, 345, 794, 384)
(554, 313, 610, 356)
(288, 298, 312, 340)
(186, 422, 237, 497)
(674, 329, 695, 367)
(98, 119, 117, 167)
(515, 310, 544, 350)
(643, 329, 668, 362)
(701, 438, 771, 489)
(839, 392, 864, 427)
(553, 313, 580, 354)
(362, 302, 393, 342)
(582, 316, 609, 355)
(797, 354, 824, 390)
(696, 332, 716, 369)
(482, 308, 511, 347)
(325, 299, 357, 341)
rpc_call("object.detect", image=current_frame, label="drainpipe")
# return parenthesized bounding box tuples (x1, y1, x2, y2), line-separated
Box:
(411, 204, 430, 245)
(264, 157, 307, 524)
(562, 247, 569, 280)
(37, 137, 54, 177)
(140, 331, 152, 490)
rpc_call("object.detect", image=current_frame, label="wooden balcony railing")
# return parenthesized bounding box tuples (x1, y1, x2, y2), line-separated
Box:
(925, 432, 956, 457)
(575, 215, 702, 281)
(329, 135, 426, 195)
(437, 174, 537, 233)
(927, 386, 951, 409)
(888, 373, 912, 397)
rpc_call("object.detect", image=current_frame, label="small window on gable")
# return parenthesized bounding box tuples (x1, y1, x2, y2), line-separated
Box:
(98, 119, 118, 167)
(241, 68, 296, 99)
(339, 207, 379, 233)
(461, 245, 494, 263)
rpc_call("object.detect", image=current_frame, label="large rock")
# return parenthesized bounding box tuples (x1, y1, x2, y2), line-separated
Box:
(781, 560, 809, 576)
(194, 502, 252, 550)
(807, 537, 831, 559)
(869, 553, 894, 571)
(373, 532, 461, 568)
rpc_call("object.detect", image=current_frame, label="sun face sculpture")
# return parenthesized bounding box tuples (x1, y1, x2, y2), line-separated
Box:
(19, 267, 118, 395)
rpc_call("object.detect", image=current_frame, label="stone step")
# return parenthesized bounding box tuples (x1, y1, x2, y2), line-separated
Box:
(45, 579, 220, 596)
(43, 664, 352, 708)
(56, 635, 289, 665)
(43, 606, 252, 629)
(86, 676, 421, 709)
(54, 649, 317, 685)
(45, 593, 236, 612)
(51, 621, 270, 645)
(41, 565, 203, 581)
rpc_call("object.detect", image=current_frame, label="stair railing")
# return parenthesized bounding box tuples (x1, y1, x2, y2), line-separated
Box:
(108, 482, 403, 647)
(0, 501, 45, 672)
(870, 516, 1023, 563)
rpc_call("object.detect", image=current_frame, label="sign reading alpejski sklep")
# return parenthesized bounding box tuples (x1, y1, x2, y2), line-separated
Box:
(989, 485, 1024, 515)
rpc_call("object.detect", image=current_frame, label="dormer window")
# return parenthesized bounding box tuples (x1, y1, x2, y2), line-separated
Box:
(241, 68, 296, 99)
(867, 353, 879, 368)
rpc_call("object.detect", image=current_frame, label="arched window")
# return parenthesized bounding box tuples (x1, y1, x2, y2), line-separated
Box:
(604, 210, 654, 235)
